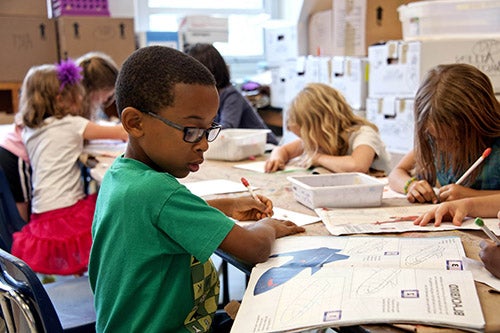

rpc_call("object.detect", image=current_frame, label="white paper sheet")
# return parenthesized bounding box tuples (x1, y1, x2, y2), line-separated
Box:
(233, 160, 307, 174)
(315, 205, 500, 236)
(183, 179, 251, 197)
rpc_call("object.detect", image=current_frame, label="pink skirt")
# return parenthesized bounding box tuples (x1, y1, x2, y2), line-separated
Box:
(11, 194, 97, 275)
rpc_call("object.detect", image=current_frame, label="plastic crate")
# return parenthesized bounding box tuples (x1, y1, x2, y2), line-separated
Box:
(205, 129, 270, 161)
(51, 0, 110, 17)
(287, 173, 385, 209)
(398, 0, 500, 40)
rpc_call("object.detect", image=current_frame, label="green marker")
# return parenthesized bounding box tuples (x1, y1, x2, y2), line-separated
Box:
(474, 217, 500, 246)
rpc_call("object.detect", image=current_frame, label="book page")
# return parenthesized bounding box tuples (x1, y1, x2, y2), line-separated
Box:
(231, 236, 485, 333)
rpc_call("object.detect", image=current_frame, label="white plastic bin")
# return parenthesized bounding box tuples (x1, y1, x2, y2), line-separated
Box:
(398, 0, 500, 40)
(205, 129, 270, 161)
(287, 173, 385, 209)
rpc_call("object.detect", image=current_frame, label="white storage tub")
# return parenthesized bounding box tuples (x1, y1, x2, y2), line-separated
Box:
(287, 173, 385, 209)
(205, 129, 270, 161)
(398, 0, 500, 40)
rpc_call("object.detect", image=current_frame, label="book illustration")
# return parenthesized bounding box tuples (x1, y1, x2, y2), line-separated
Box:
(355, 268, 400, 295)
(373, 215, 419, 225)
(404, 244, 446, 266)
(254, 247, 349, 295)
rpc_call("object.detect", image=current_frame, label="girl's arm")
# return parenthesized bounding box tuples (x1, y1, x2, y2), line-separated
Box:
(388, 150, 416, 193)
(312, 144, 375, 173)
(415, 194, 500, 226)
(264, 139, 303, 172)
(83, 122, 128, 141)
(388, 150, 438, 203)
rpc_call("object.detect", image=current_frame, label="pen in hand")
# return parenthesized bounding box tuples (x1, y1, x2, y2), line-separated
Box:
(455, 148, 491, 185)
(241, 177, 270, 218)
(475, 217, 500, 246)
(241, 177, 263, 204)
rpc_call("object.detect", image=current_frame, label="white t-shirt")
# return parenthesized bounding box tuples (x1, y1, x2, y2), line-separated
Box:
(348, 125, 392, 174)
(23, 115, 89, 213)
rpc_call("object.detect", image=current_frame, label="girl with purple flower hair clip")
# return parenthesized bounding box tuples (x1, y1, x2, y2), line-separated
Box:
(10, 61, 128, 277)
(57, 59, 84, 91)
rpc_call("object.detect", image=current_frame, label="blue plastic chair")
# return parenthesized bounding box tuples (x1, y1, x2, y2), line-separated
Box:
(0, 168, 26, 252)
(0, 248, 96, 332)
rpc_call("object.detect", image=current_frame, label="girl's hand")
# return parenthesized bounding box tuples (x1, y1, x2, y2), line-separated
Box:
(264, 158, 285, 173)
(438, 184, 477, 202)
(414, 200, 471, 226)
(258, 217, 305, 238)
(406, 179, 439, 204)
(231, 195, 274, 221)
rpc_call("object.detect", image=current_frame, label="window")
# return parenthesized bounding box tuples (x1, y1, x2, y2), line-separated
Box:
(134, 0, 277, 80)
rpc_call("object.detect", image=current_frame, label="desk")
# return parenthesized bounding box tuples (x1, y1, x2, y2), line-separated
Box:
(181, 157, 500, 333)
(90, 154, 499, 332)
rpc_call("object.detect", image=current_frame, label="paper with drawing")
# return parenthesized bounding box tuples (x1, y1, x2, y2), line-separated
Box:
(315, 204, 500, 236)
(231, 236, 484, 333)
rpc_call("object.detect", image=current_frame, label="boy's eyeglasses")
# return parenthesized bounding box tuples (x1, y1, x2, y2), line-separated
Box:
(146, 111, 222, 143)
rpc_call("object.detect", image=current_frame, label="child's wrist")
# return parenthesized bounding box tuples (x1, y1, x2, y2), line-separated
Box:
(404, 177, 417, 194)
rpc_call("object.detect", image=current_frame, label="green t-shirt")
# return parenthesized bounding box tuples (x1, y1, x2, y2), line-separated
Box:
(89, 157, 234, 332)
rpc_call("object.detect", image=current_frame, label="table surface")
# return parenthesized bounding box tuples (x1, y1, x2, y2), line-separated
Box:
(90, 152, 499, 333)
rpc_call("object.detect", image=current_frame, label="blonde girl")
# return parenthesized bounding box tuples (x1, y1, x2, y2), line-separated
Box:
(11, 60, 127, 275)
(265, 83, 391, 174)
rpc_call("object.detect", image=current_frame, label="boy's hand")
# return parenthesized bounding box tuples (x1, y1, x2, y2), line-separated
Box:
(231, 195, 274, 221)
(258, 217, 305, 238)
(479, 239, 500, 278)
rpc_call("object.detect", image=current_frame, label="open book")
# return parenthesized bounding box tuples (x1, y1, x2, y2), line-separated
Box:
(231, 236, 484, 333)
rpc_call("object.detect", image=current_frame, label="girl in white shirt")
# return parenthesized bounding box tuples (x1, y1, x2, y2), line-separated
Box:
(11, 60, 127, 276)
(265, 83, 391, 175)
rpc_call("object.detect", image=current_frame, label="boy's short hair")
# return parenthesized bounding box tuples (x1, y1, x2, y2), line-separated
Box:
(115, 46, 215, 117)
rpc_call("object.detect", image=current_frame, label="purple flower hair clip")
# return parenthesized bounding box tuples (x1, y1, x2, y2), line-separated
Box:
(56, 59, 83, 91)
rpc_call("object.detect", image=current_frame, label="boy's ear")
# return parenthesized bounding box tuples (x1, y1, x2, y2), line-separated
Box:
(121, 107, 145, 138)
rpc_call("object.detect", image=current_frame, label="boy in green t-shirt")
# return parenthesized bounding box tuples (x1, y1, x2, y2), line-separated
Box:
(88, 46, 305, 332)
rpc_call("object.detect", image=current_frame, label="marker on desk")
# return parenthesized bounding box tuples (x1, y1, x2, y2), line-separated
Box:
(240, 177, 263, 204)
(456, 148, 492, 185)
(475, 217, 500, 246)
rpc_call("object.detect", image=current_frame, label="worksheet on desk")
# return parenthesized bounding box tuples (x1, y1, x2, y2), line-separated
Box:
(315, 204, 500, 236)
(232, 236, 485, 333)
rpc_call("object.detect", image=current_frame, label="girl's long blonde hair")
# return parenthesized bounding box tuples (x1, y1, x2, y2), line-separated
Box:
(19, 64, 84, 128)
(288, 83, 378, 163)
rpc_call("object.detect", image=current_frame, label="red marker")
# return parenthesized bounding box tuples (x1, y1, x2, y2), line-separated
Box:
(241, 177, 263, 204)
(456, 148, 492, 185)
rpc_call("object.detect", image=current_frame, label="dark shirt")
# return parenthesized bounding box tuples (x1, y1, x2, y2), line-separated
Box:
(217, 85, 279, 145)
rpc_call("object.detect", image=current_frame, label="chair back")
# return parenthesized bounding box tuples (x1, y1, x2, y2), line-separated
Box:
(0, 168, 26, 251)
(0, 248, 63, 332)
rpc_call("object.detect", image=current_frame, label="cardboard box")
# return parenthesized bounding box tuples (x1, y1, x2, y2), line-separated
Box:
(332, 0, 418, 56)
(330, 56, 368, 110)
(0, 16, 58, 82)
(366, 97, 414, 154)
(136, 31, 179, 50)
(308, 9, 333, 56)
(56, 16, 136, 67)
(264, 21, 299, 67)
(368, 38, 500, 98)
(0, 0, 48, 17)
